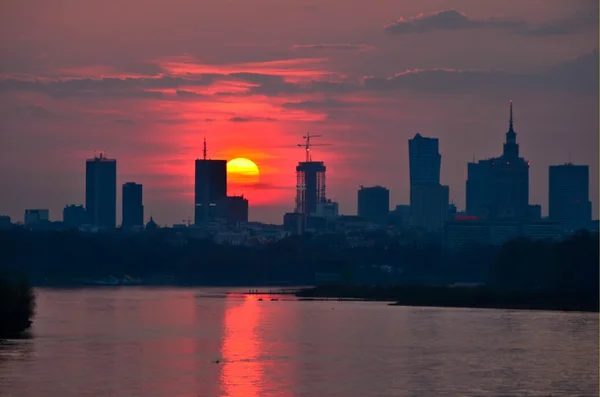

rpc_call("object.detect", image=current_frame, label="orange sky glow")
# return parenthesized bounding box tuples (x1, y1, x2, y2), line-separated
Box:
(0, 0, 597, 224)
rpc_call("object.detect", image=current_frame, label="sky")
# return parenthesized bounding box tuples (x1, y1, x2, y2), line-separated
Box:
(0, 0, 598, 225)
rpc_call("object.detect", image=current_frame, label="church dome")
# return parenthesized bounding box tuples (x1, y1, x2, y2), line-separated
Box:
(145, 217, 158, 230)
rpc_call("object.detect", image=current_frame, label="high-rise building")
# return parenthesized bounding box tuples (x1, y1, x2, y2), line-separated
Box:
(409, 133, 448, 231)
(194, 140, 227, 224)
(63, 204, 86, 229)
(86, 153, 117, 229)
(357, 185, 390, 225)
(466, 101, 529, 220)
(122, 182, 144, 229)
(549, 163, 591, 232)
(295, 161, 326, 215)
(409, 133, 441, 185)
(411, 184, 449, 231)
(24, 209, 49, 226)
(219, 195, 249, 224)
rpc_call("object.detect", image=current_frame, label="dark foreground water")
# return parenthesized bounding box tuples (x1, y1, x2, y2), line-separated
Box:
(0, 288, 598, 397)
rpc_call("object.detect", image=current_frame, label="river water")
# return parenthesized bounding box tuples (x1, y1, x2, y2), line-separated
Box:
(0, 288, 597, 397)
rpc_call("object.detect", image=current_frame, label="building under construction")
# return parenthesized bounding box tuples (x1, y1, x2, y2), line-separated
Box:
(295, 132, 327, 215)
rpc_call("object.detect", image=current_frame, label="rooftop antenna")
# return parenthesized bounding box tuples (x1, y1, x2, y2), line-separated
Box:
(203, 138, 207, 160)
(509, 100, 513, 130)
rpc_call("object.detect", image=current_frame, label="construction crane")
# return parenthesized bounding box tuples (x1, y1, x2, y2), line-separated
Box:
(298, 132, 330, 162)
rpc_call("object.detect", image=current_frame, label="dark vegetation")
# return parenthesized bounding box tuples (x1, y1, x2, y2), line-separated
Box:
(0, 228, 597, 311)
(0, 228, 495, 286)
(297, 285, 598, 312)
(298, 231, 599, 312)
(0, 271, 35, 337)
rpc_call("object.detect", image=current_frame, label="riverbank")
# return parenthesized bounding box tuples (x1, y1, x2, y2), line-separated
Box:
(295, 285, 599, 312)
(0, 272, 36, 337)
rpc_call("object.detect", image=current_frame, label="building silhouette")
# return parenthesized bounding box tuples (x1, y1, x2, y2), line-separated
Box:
(549, 163, 591, 232)
(409, 133, 441, 185)
(357, 185, 390, 225)
(194, 140, 227, 224)
(122, 182, 144, 229)
(63, 204, 86, 229)
(466, 101, 529, 220)
(86, 154, 117, 229)
(409, 133, 449, 231)
(295, 161, 326, 215)
(220, 195, 249, 224)
(24, 209, 49, 226)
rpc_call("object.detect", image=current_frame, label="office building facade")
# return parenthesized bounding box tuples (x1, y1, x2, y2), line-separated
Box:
(357, 185, 390, 225)
(411, 184, 449, 231)
(409, 133, 448, 231)
(409, 133, 441, 185)
(195, 159, 227, 224)
(220, 195, 249, 224)
(63, 204, 87, 229)
(122, 182, 144, 229)
(549, 163, 591, 232)
(86, 154, 117, 229)
(24, 209, 49, 226)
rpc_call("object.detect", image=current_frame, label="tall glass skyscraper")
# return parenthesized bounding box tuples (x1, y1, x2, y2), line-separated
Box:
(122, 182, 143, 229)
(86, 154, 117, 229)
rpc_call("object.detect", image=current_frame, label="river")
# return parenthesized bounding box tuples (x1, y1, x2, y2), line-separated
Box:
(0, 288, 597, 396)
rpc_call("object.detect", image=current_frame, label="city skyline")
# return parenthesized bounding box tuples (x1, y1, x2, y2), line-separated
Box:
(0, 0, 597, 225)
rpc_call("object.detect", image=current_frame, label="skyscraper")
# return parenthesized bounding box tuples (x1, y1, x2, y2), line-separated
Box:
(466, 101, 529, 220)
(409, 133, 449, 231)
(357, 185, 390, 225)
(295, 161, 326, 215)
(86, 153, 117, 229)
(409, 133, 441, 185)
(549, 163, 591, 232)
(195, 139, 227, 224)
(122, 182, 144, 229)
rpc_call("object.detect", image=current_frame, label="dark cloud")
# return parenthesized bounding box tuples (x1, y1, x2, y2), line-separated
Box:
(0, 75, 214, 98)
(248, 79, 357, 96)
(1, 51, 595, 103)
(229, 72, 285, 85)
(292, 44, 375, 52)
(229, 116, 278, 122)
(384, 8, 597, 36)
(362, 51, 598, 95)
(518, 7, 598, 36)
(383, 10, 526, 34)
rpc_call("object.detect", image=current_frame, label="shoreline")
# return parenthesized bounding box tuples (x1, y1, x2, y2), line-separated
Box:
(295, 285, 599, 313)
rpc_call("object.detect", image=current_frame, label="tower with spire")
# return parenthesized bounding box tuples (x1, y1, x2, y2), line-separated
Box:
(194, 138, 227, 224)
(466, 101, 530, 220)
(503, 100, 519, 160)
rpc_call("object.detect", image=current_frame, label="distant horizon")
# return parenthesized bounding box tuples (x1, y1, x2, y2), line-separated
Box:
(1, 0, 597, 225)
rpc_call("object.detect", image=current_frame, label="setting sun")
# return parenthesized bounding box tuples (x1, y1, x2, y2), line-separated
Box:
(227, 158, 260, 185)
